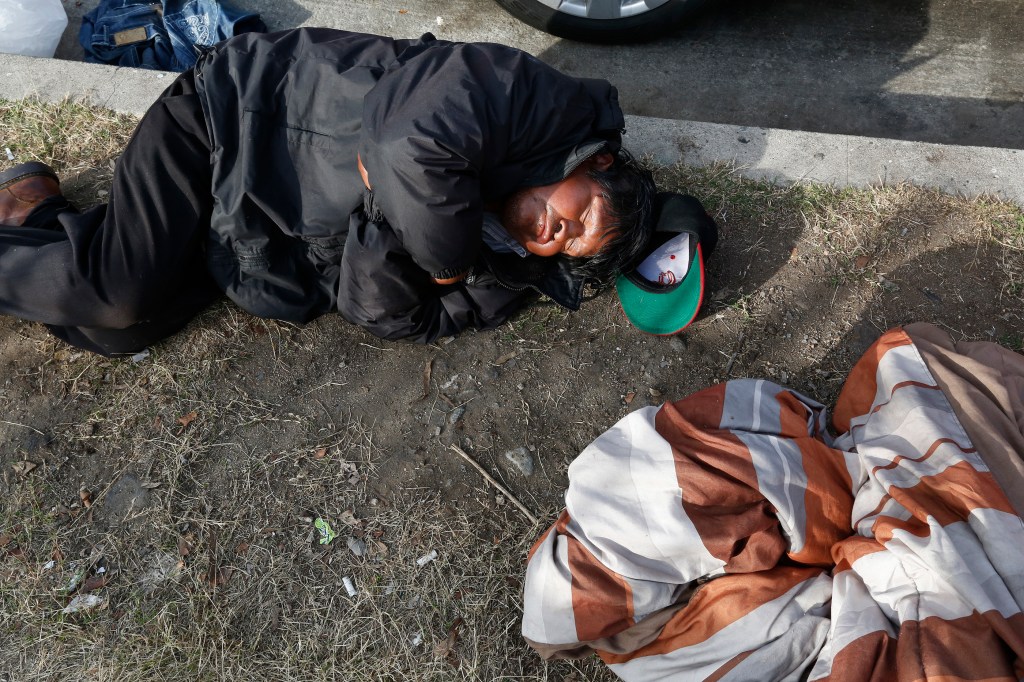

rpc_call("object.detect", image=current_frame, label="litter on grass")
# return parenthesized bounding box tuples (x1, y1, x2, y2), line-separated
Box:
(62, 594, 105, 615)
(314, 517, 337, 545)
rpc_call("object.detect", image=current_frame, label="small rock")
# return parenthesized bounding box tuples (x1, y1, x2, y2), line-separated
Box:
(448, 406, 466, 425)
(504, 447, 534, 476)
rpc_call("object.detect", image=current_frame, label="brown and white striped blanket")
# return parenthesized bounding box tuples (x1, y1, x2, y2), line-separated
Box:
(523, 323, 1024, 681)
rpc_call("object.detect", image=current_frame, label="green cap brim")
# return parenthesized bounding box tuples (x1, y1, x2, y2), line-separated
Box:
(615, 244, 706, 336)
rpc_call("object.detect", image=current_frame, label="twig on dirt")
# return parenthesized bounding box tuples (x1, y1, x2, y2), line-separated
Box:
(448, 445, 538, 525)
(358, 343, 394, 352)
(724, 332, 746, 376)
(412, 358, 433, 403)
(1, 420, 45, 435)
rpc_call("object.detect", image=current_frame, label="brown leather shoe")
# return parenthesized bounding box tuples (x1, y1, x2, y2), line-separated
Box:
(0, 162, 62, 227)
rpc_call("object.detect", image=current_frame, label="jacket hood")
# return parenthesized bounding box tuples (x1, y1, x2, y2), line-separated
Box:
(518, 79, 624, 188)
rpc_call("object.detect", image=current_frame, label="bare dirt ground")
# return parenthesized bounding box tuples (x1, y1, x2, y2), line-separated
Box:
(1, 100, 1023, 680)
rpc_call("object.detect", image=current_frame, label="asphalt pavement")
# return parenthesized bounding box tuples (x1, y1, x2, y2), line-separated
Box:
(0, 0, 1020, 204)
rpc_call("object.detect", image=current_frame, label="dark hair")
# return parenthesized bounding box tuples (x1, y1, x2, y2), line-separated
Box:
(567, 149, 656, 286)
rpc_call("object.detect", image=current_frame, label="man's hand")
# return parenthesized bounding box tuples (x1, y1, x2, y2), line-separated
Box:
(357, 153, 371, 190)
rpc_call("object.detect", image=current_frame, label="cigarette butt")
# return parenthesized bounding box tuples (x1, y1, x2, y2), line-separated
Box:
(415, 549, 438, 567)
(342, 576, 357, 597)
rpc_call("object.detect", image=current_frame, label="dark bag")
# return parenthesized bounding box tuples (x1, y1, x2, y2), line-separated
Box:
(79, 0, 265, 71)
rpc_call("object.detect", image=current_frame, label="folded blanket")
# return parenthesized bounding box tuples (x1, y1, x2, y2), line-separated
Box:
(522, 323, 1024, 681)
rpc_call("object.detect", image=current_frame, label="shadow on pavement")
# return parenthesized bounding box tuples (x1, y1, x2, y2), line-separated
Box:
(538, 0, 1024, 150)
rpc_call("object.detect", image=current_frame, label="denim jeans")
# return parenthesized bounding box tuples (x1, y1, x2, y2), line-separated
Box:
(80, 0, 265, 71)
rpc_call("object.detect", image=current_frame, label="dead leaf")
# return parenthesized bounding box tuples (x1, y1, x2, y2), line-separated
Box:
(398, 8, 408, 13)
(12, 461, 37, 475)
(339, 461, 360, 485)
(209, 566, 232, 587)
(0, 534, 24, 560)
(434, 616, 463, 661)
(177, 536, 192, 557)
(370, 539, 389, 557)
(339, 510, 362, 527)
(313, 447, 328, 460)
(493, 351, 518, 366)
(423, 358, 433, 396)
(152, 416, 162, 430)
(79, 489, 93, 508)
(235, 542, 250, 556)
(81, 574, 111, 593)
(855, 255, 870, 269)
(177, 411, 198, 429)
(624, 391, 636, 405)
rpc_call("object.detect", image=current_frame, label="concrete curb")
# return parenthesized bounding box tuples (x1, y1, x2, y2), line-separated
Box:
(3, 52, 1022, 206)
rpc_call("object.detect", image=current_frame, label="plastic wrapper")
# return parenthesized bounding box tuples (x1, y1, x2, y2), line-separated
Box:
(0, 0, 69, 58)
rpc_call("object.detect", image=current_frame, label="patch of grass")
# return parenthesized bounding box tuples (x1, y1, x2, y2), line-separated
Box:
(656, 161, 801, 224)
(3, 97, 1024, 682)
(998, 334, 1024, 352)
(0, 97, 138, 177)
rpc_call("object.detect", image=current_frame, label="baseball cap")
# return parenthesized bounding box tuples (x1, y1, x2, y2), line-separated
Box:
(615, 192, 718, 335)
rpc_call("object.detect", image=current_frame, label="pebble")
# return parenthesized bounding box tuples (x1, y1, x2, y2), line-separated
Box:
(504, 447, 535, 476)
(448, 406, 466, 424)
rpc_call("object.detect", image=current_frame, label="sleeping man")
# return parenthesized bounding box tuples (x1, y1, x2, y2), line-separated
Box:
(0, 28, 659, 355)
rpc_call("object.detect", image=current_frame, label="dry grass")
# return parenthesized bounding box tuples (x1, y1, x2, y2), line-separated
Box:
(1, 97, 1023, 681)
(2, 313, 612, 681)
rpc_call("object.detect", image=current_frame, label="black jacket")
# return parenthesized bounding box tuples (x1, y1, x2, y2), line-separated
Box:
(192, 28, 625, 342)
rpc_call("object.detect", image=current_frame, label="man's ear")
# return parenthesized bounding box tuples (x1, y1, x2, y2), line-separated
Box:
(590, 152, 614, 172)
(523, 239, 563, 258)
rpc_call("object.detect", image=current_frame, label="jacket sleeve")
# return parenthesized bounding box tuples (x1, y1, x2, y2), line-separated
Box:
(358, 41, 620, 280)
(336, 212, 529, 343)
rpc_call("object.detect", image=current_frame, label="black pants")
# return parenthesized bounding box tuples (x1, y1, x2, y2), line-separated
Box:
(0, 72, 221, 355)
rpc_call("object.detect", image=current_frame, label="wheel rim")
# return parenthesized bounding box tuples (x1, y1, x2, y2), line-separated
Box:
(535, 0, 671, 20)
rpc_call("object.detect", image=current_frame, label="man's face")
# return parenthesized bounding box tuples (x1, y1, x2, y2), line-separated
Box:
(501, 153, 616, 258)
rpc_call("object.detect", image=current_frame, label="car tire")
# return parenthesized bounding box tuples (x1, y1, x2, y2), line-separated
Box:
(492, 0, 704, 43)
